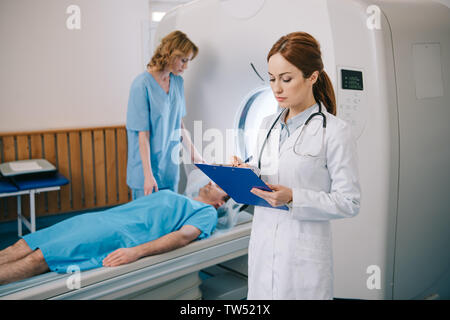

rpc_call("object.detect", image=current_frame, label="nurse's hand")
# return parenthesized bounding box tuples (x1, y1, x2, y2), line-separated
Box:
(103, 248, 140, 267)
(251, 184, 293, 207)
(144, 175, 158, 195)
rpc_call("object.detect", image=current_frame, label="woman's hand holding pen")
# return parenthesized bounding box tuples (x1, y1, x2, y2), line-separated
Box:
(230, 155, 251, 168)
(251, 184, 293, 207)
(230, 155, 292, 207)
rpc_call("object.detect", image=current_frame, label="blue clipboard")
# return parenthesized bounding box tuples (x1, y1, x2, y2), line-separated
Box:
(195, 163, 289, 211)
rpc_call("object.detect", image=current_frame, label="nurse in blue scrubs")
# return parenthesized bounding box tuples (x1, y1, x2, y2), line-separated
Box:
(126, 30, 203, 199)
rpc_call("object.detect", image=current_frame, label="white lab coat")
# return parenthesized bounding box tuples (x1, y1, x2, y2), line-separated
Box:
(247, 105, 361, 300)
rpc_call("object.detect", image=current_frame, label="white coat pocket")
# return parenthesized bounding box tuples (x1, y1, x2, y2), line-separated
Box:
(293, 233, 333, 293)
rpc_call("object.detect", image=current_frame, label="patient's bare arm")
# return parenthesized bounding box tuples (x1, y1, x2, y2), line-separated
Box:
(102, 225, 201, 267)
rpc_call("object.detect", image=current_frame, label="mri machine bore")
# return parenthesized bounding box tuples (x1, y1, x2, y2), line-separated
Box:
(1, 0, 449, 300)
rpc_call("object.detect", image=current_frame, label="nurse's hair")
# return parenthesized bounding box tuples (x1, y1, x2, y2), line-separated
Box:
(148, 30, 199, 71)
(267, 32, 336, 115)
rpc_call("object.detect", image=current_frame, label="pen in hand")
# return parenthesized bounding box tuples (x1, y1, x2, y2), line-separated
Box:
(231, 155, 252, 168)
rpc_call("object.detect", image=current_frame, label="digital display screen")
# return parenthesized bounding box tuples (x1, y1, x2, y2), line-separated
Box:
(341, 69, 363, 90)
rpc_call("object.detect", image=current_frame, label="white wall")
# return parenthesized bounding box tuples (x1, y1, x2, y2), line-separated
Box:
(0, 0, 150, 132)
(148, 1, 192, 56)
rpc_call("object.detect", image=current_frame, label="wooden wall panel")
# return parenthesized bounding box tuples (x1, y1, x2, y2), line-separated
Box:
(0, 126, 130, 223)
(2, 136, 16, 220)
(56, 132, 70, 213)
(30, 134, 46, 216)
(69, 132, 82, 211)
(16, 135, 30, 218)
(105, 129, 117, 205)
(117, 128, 129, 203)
(93, 130, 106, 207)
(81, 131, 95, 209)
(43, 133, 58, 214)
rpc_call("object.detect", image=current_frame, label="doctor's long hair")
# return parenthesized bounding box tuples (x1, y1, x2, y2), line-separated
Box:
(267, 32, 336, 115)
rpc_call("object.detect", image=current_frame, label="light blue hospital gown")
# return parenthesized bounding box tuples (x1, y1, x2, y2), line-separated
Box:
(23, 190, 217, 273)
(126, 71, 186, 192)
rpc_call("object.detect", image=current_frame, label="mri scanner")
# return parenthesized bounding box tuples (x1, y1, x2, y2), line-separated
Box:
(161, 0, 450, 300)
(1, 0, 449, 300)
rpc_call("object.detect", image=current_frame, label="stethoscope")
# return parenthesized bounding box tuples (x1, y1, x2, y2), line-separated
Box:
(257, 101, 327, 170)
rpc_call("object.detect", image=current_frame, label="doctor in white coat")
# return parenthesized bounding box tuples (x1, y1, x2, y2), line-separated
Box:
(232, 32, 361, 299)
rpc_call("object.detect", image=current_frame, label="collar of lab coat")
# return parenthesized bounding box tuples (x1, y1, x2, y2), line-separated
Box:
(279, 104, 324, 156)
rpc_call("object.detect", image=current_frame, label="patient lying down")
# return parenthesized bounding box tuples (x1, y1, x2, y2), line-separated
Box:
(0, 182, 230, 285)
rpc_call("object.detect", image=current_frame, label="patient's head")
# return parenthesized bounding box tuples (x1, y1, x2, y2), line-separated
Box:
(195, 181, 230, 209)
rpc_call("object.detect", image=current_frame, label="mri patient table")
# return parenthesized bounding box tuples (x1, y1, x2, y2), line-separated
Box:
(0, 218, 252, 300)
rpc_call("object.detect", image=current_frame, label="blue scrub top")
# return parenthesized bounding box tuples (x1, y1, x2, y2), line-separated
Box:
(126, 71, 186, 191)
(23, 190, 217, 273)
